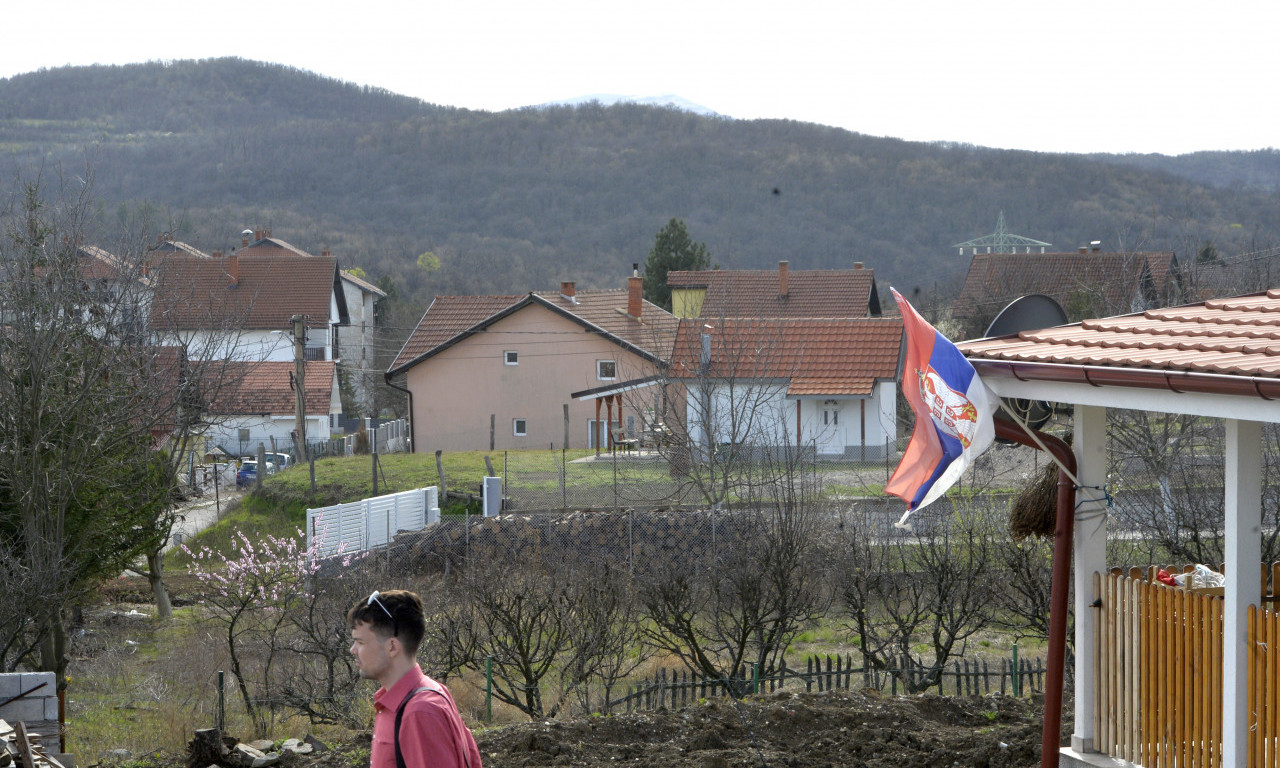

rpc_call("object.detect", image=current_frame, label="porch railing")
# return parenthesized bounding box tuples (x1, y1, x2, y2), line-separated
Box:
(1095, 564, 1280, 768)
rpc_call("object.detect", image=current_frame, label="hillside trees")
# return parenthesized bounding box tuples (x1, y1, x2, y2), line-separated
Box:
(642, 218, 712, 310)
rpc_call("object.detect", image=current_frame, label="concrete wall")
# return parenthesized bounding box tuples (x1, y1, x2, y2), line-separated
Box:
(0, 671, 59, 739)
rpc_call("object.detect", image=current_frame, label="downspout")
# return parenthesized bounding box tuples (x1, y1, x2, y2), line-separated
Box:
(994, 417, 1075, 768)
(383, 374, 415, 454)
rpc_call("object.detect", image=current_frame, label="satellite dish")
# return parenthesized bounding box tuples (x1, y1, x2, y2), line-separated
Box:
(985, 295, 1068, 431)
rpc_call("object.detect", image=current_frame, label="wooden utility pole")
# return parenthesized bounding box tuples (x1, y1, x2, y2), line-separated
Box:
(291, 314, 308, 464)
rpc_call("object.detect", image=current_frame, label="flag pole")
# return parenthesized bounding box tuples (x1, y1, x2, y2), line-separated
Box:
(993, 416, 1075, 768)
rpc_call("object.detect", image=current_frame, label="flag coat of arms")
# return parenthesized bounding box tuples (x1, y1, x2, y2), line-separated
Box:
(885, 288, 997, 526)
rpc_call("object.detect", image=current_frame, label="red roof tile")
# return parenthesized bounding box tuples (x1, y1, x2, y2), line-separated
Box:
(667, 266, 879, 318)
(148, 252, 342, 331)
(389, 289, 680, 374)
(952, 251, 1179, 323)
(205, 360, 336, 416)
(668, 318, 903, 397)
(959, 289, 1280, 382)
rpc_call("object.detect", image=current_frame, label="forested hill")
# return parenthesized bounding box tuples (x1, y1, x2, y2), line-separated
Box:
(2, 57, 1278, 309)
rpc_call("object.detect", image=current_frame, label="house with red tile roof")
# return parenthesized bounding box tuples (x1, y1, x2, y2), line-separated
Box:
(956, 288, 1280, 768)
(666, 260, 882, 319)
(388, 273, 679, 453)
(667, 316, 903, 459)
(147, 231, 350, 363)
(951, 246, 1181, 337)
(198, 360, 341, 458)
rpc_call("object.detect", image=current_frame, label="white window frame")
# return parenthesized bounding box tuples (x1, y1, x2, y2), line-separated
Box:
(505, 350, 519, 365)
(513, 418, 527, 437)
(597, 359, 617, 380)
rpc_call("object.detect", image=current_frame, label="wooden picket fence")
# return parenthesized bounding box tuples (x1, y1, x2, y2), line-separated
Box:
(1249, 603, 1280, 768)
(1094, 563, 1280, 768)
(606, 653, 1045, 714)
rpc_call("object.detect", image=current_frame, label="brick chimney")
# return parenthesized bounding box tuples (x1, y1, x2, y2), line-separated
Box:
(321, 248, 331, 258)
(242, 232, 250, 248)
(627, 263, 643, 319)
(560, 281, 577, 303)
(227, 252, 240, 286)
(853, 261, 864, 270)
(779, 260, 789, 297)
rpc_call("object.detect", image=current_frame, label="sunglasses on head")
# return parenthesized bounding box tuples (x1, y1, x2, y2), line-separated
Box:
(367, 591, 397, 635)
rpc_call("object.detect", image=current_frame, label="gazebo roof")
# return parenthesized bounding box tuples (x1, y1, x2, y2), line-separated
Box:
(957, 288, 1280, 421)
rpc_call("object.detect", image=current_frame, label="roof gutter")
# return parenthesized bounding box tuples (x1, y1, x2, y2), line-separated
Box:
(383, 373, 415, 454)
(971, 359, 1280, 400)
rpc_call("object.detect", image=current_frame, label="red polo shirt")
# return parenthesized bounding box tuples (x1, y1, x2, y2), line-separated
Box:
(371, 665, 482, 768)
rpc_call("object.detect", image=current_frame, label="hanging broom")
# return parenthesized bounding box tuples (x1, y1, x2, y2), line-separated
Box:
(1008, 430, 1072, 540)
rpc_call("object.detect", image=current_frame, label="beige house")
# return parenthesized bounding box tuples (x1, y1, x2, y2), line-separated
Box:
(388, 275, 679, 454)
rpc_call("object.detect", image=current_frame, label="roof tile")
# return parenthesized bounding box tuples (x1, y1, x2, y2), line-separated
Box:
(668, 318, 902, 397)
(959, 288, 1280, 381)
(667, 267, 878, 318)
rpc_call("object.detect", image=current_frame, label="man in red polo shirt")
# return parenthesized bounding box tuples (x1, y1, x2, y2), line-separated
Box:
(348, 590, 482, 768)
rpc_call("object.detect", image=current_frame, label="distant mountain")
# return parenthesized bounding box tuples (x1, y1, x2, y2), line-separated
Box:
(538, 93, 724, 118)
(1090, 149, 1280, 192)
(1, 58, 1277, 321)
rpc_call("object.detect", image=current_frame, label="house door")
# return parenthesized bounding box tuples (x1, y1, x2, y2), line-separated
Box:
(817, 405, 846, 456)
(587, 420, 618, 450)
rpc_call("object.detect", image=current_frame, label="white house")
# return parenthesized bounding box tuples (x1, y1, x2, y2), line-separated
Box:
(668, 317, 903, 459)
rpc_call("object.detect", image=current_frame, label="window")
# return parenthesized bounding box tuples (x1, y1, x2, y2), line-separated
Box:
(505, 350, 518, 365)
(513, 418, 527, 436)
(597, 360, 617, 380)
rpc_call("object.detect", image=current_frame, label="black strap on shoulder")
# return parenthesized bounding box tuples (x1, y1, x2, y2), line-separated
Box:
(393, 685, 473, 768)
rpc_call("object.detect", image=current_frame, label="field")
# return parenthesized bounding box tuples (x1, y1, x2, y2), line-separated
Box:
(57, 449, 1056, 767)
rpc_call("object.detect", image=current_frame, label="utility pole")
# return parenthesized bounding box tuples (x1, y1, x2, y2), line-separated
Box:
(291, 314, 308, 464)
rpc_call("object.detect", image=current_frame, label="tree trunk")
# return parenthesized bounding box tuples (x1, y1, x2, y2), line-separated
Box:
(148, 550, 173, 619)
(38, 609, 68, 688)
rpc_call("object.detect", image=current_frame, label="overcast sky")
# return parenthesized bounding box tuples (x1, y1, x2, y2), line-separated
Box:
(5, 0, 1277, 155)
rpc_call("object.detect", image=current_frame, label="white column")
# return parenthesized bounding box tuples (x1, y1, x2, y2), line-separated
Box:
(1072, 404, 1109, 753)
(1223, 418, 1261, 768)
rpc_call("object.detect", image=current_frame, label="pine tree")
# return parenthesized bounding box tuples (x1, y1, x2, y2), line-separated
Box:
(643, 218, 711, 311)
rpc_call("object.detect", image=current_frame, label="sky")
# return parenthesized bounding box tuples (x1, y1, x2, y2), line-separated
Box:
(5, 0, 1278, 156)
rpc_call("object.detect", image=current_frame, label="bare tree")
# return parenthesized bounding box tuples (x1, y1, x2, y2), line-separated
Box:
(0, 174, 189, 677)
(837, 503, 1000, 693)
(636, 498, 830, 695)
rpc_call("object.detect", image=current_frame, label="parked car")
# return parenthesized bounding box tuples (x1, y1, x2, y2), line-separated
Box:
(236, 460, 276, 487)
(266, 452, 292, 470)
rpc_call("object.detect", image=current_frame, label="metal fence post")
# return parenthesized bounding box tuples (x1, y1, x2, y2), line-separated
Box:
(217, 670, 225, 732)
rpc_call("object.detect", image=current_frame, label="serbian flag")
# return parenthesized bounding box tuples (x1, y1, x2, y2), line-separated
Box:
(885, 288, 997, 527)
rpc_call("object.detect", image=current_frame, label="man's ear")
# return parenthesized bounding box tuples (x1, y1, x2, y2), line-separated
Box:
(385, 634, 403, 658)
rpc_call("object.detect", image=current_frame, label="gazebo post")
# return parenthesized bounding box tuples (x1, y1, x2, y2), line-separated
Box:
(1071, 405, 1109, 756)
(1223, 418, 1262, 767)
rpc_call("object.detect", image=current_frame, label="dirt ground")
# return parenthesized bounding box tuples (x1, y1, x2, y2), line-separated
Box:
(284, 689, 1048, 768)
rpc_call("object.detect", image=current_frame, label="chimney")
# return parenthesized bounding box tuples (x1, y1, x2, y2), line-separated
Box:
(1090, 240, 1102, 252)
(853, 261, 864, 270)
(560, 281, 577, 303)
(212, 249, 223, 258)
(321, 248, 331, 258)
(627, 263, 643, 319)
(242, 232, 250, 248)
(779, 260, 789, 297)
(1078, 245, 1088, 254)
(700, 325, 713, 371)
(227, 252, 240, 286)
